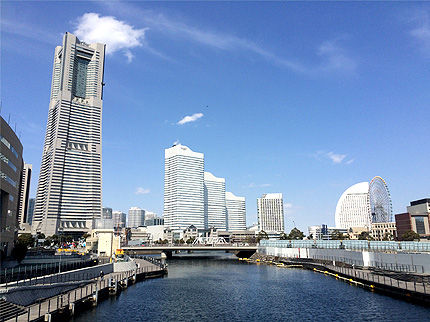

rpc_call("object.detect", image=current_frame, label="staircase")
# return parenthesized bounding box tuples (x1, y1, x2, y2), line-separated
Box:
(0, 298, 27, 321)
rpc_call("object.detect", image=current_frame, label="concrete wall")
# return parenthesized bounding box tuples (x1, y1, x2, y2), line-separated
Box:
(260, 246, 430, 273)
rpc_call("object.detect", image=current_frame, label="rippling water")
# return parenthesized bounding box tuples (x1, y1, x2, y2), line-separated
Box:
(73, 252, 430, 321)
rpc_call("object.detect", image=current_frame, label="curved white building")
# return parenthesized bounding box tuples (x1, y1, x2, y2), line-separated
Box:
(335, 182, 370, 229)
(164, 144, 205, 231)
(204, 172, 226, 230)
(226, 192, 246, 231)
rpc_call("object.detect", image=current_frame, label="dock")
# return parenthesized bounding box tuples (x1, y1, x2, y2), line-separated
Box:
(0, 258, 166, 322)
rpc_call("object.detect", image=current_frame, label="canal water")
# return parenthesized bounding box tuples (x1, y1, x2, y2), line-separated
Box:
(73, 253, 430, 321)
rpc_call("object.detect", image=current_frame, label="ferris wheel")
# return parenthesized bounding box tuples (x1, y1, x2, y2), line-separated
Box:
(368, 176, 392, 223)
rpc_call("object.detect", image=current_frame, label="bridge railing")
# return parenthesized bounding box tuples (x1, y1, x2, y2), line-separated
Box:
(259, 240, 430, 252)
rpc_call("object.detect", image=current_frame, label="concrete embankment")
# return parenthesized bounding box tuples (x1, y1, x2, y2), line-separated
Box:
(0, 258, 167, 321)
(240, 253, 430, 306)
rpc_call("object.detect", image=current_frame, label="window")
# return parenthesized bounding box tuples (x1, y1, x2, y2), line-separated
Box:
(415, 217, 426, 235)
(72, 56, 90, 98)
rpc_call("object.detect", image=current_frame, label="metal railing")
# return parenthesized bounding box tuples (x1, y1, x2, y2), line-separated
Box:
(260, 240, 430, 252)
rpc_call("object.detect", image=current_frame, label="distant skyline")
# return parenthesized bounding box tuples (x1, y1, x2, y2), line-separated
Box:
(2, 2, 430, 232)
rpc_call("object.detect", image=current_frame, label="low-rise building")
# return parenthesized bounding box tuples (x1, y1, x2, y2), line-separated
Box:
(348, 227, 368, 240)
(308, 224, 348, 240)
(371, 222, 397, 241)
(85, 229, 121, 258)
(395, 199, 430, 240)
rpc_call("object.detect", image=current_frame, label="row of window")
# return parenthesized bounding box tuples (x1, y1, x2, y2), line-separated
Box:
(0, 152, 17, 172)
(0, 135, 19, 158)
(0, 170, 17, 188)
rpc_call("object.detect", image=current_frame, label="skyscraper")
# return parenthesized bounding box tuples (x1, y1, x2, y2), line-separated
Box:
(32, 32, 105, 236)
(164, 144, 204, 232)
(204, 172, 226, 230)
(1, 115, 24, 256)
(257, 193, 284, 234)
(226, 192, 246, 231)
(18, 163, 32, 226)
(128, 207, 145, 228)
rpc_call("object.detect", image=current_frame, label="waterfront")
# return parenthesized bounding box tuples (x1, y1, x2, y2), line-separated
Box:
(73, 253, 430, 321)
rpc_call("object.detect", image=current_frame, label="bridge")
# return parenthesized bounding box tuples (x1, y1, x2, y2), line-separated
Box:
(122, 245, 258, 259)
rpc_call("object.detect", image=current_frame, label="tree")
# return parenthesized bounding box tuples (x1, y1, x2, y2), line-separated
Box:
(382, 232, 394, 241)
(331, 230, 348, 240)
(36, 233, 45, 240)
(358, 231, 373, 241)
(287, 228, 305, 240)
(257, 230, 269, 242)
(186, 237, 196, 244)
(401, 230, 420, 241)
(279, 232, 288, 240)
(11, 243, 28, 262)
(17, 233, 35, 248)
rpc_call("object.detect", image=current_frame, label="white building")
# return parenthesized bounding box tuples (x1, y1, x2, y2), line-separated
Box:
(128, 207, 145, 228)
(226, 192, 246, 231)
(18, 163, 32, 226)
(335, 182, 370, 229)
(164, 144, 205, 232)
(204, 172, 227, 230)
(257, 193, 284, 234)
(32, 33, 105, 236)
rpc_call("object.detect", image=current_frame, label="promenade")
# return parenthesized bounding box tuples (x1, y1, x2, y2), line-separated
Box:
(1, 258, 166, 322)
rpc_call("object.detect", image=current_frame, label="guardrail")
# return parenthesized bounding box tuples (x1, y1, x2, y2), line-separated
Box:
(260, 240, 430, 252)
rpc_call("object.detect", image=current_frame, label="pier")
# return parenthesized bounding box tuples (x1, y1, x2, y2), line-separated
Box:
(0, 258, 167, 322)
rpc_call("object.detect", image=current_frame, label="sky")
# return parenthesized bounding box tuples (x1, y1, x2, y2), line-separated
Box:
(2, 1, 430, 233)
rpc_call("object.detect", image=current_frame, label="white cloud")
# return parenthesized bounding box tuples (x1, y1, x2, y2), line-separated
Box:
(409, 11, 430, 57)
(346, 159, 355, 165)
(135, 187, 150, 195)
(317, 39, 357, 74)
(74, 13, 147, 61)
(177, 113, 203, 125)
(326, 152, 347, 164)
(100, 3, 356, 75)
(284, 203, 293, 209)
(246, 183, 272, 188)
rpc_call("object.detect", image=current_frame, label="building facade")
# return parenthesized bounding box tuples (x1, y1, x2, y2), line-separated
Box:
(27, 198, 35, 225)
(113, 211, 126, 229)
(204, 172, 226, 230)
(17, 163, 32, 226)
(102, 207, 113, 219)
(308, 225, 348, 240)
(32, 32, 105, 236)
(128, 207, 145, 228)
(257, 193, 284, 234)
(395, 199, 430, 240)
(370, 222, 397, 241)
(164, 144, 205, 232)
(1, 116, 24, 256)
(335, 182, 370, 229)
(226, 191, 246, 231)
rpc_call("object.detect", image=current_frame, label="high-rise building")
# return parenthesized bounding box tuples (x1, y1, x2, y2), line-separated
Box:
(102, 207, 113, 219)
(257, 193, 284, 234)
(335, 182, 370, 229)
(27, 198, 35, 225)
(32, 32, 105, 236)
(335, 177, 392, 230)
(164, 144, 204, 232)
(1, 115, 24, 256)
(18, 163, 32, 226)
(113, 211, 126, 229)
(395, 198, 430, 239)
(204, 172, 226, 230)
(128, 207, 145, 228)
(226, 192, 246, 231)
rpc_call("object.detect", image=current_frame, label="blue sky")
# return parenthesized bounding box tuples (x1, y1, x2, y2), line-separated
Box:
(2, 1, 430, 232)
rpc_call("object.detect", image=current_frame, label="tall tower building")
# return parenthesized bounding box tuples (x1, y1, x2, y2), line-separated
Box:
(257, 193, 284, 234)
(32, 33, 105, 236)
(226, 192, 246, 231)
(128, 207, 145, 228)
(204, 172, 226, 230)
(113, 211, 126, 229)
(18, 163, 32, 226)
(164, 144, 204, 232)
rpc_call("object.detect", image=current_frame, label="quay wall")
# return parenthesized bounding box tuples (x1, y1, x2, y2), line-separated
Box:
(259, 247, 430, 273)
